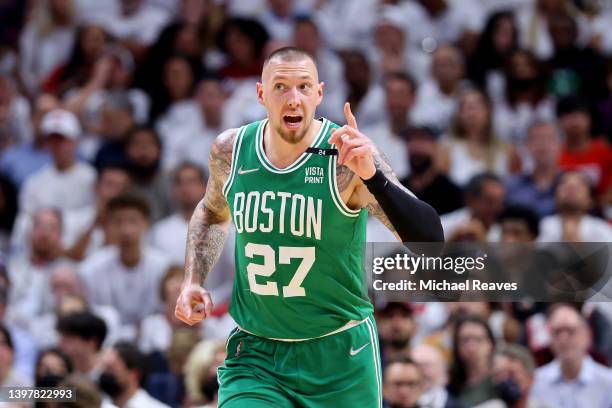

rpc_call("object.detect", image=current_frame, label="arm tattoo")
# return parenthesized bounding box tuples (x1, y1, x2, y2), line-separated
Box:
(336, 164, 354, 193)
(184, 129, 236, 286)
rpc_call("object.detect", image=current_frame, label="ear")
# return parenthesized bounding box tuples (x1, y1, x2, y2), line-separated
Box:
(317, 81, 324, 106)
(256, 82, 265, 106)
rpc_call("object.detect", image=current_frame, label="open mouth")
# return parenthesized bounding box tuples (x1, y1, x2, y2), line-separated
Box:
(283, 114, 303, 129)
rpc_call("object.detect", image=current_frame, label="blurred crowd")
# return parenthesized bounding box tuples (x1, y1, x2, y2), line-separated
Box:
(0, 0, 611, 407)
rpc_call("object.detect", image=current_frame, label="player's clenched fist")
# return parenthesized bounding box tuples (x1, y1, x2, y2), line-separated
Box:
(174, 283, 213, 325)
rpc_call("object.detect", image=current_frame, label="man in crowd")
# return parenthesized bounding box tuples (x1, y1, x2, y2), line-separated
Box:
(383, 357, 426, 408)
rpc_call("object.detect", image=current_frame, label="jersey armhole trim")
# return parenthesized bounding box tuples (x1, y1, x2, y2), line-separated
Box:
(222, 126, 246, 198)
(328, 150, 361, 217)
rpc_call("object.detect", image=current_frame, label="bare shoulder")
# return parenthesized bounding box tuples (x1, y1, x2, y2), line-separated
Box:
(209, 128, 239, 180)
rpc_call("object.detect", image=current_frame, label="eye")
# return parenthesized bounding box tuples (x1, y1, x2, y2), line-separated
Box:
(274, 83, 285, 91)
(299, 83, 311, 90)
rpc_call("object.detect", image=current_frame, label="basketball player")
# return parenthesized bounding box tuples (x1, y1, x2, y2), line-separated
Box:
(175, 47, 443, 407)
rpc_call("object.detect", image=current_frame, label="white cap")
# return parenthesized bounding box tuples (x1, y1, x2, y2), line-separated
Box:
(41, 109, 81, 140)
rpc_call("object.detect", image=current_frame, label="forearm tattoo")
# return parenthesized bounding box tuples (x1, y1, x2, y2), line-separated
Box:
(184, 129, 236, 286)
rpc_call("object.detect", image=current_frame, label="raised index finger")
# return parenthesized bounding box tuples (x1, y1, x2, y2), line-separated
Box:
(344, 102, 358, 130)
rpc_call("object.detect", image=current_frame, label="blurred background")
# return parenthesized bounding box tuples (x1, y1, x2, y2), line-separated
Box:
(0, 0, 611, 407)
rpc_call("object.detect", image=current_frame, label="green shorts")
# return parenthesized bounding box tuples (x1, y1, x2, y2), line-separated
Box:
(217, 315, 382, 408)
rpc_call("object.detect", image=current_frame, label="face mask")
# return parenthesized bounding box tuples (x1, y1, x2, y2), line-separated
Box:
(511, 77, 538, 92)
(495, 378, 522, 406)
(201, 374, 220, 401)
(98, 372, 124, 399)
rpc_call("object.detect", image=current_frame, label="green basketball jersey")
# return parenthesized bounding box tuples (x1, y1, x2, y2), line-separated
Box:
(222, 118, 374, 340)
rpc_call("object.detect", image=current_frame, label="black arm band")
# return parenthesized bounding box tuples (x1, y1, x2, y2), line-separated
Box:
(363, 170, 444, 242)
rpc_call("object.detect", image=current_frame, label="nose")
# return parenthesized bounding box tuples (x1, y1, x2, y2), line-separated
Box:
(287, 87, 301, 108)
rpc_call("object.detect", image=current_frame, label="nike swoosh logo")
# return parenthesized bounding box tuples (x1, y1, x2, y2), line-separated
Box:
(238, 167, 259, 175)
(349, 342, 370, 356)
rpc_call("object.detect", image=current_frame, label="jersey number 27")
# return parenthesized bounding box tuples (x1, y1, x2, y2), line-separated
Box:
(245, 243, 315, 297)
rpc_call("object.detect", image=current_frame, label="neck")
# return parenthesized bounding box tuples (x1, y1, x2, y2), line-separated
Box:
(264, 119, 322, 168)
(466, 360, 490, 384)
(533, 164, 558, 185)
(566, 137, 589, 151)
(76, 352, 97, 374)
(560, 357, 583, 381)
(390, 115, 408, 135)
(409, 168, 436, 190)
(203, 111, 222, 129)
(55, 159, 75, 172)
(116, 384, 139, 408)
(439, 80, 457, 95)
(180, 207, 195, 221)
(120, 245, 141, 267)
(31, 250, 55, 266)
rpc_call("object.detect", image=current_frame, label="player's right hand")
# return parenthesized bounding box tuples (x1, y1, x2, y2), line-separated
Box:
(175, 283, 213, 326)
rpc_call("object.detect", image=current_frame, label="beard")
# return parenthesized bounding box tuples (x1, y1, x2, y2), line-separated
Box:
(273, 119, 311, 144)
(409, 154, 433, 175)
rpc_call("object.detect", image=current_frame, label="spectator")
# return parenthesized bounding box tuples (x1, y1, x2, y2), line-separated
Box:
(448, 315, 498, 407)
(383, 356, 425, 408)
(19, 0, 76, 94)
(489, 344, 552, 408)
(34, 347, 73, 387)
(149, 162, 205, 265)
(8, 208, 68, 324)
(493, 50, 555, 145)
(42, 24, 110, 96)
(530, 304, 612, 408)
(29, 265, 121, 349)
(65, 44, 150, 127)
(80, 194, 170, 332)
(556, 95, 612, 197)
(441, 173, 506, 242)
(339, 50, 386, 129)
(538, 171, 612, 241)
(547, 13, 607, 102)
(152, 54, 202, 134)
(437, 88, 515, 187)
(58, 374, 107, 408)
(99, 341, 170, 408)
(499, 205, 540, 243)
(0, 267, 38, 382)
(18, 109, 96, 215)
(92, 93, 136, 168)
(400, 126, 463, 215)
(258, 0, 302, 42)
(0, 324, 30, 386)
(162, 76, 230, 171)
(216, 18, 269, 80)
(467, 11, 518, 99)
(516, 0, 591, 60)
(124, 127, 172, 221)
(411, 344, 465, 408)
(0, 92, 56, 187)
(377, 302, 416, 365)
(411, 45, 466, 133)
(505, 121, 561, 218)
(363, 72, 417, 179)
(63, 164, 131, 260)
(56, 311, 106, 380)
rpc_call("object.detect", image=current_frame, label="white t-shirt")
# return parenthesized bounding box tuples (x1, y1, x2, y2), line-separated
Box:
(446, 140, 510, 186)
(125, 389, 170, 408)
(538, 215, 612, 242)
(19, 162, 96, 214)
(79, 245, 171, 326)
(440, 207, 501, 242)
(361, 122, 409, 180)
(411, 80, 459, 131)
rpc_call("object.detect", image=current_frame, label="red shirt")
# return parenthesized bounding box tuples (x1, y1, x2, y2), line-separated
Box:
(559, 138, 612, 195)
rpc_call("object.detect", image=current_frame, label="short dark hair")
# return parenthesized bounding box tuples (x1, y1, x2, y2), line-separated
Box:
(499, 205, 540, 237)
(56, 312, 107, 350)
(173, 161, 207, 185)
(114, 341, 147, 383)
(126, 126, 162, 150)
(464, 172, 503, 198)
(264, 46, 316, 68)
(556, 95, 591, 118)
(384, 356, 421, 374)
(106, 193, 151, 220)
(384, 71, 417, 94)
